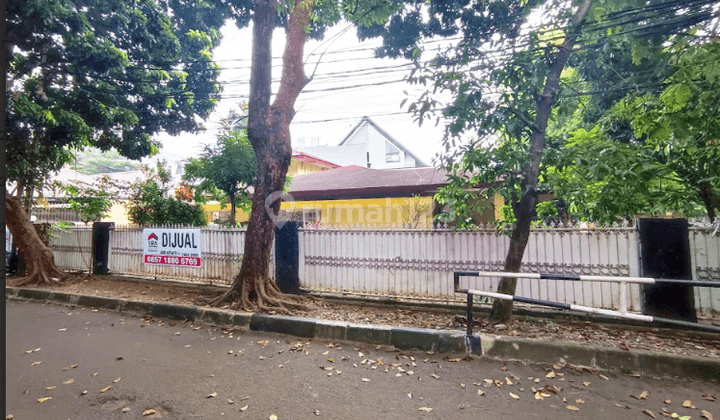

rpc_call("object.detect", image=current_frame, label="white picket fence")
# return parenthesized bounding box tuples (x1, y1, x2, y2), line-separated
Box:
(50, 225, 93, 272)
(48, 223, 720, 313)
(106, 225, 268, 284)
(298, 225, 720, 313)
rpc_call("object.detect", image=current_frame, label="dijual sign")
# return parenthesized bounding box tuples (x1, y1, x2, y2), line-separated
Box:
(142, 228, 202, 268)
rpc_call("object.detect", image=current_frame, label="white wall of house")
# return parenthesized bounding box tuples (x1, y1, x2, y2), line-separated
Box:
(297, 118, 425, 169)
(299, 144, 366, 167)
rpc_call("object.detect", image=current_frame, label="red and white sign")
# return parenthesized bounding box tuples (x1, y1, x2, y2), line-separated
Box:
(142, 228, 202, 268)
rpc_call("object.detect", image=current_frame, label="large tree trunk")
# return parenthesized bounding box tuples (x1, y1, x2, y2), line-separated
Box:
(698, 182, 717, 222)
(6, 194, 68, 286)
(489, 0, 593, 322)
(209, 0, 315, 313)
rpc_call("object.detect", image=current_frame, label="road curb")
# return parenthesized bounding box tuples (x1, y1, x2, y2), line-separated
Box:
(6, 286, 719, 382)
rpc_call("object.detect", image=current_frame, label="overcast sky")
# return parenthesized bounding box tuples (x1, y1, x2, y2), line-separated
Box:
(146, 22, 450, 168)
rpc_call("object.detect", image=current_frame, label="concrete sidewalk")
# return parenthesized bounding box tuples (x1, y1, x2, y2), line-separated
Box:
(6, 286, 720, 382)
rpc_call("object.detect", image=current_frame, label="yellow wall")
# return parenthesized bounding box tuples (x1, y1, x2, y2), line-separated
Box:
(101, 201, 132, 225)
(202, 202, 251, 225)
(279, 196, 435, 228)
(202, 194, 506, 227)
(287, 159, 332, 177)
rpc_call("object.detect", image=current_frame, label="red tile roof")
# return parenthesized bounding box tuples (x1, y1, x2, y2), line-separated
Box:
(288, 165, 448, 200)
(291, 152, 340, 169)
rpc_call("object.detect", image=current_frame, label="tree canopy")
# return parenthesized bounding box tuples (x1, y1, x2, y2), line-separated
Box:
(6, 0, 224, 197)
(361, 0, 718, 321)
(183, 129, 257, 226)
(125, 162, 207, 227)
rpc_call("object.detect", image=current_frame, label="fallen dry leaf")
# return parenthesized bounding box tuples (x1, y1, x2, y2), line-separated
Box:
(113, 377, 122, 383)
(31, 361, 42, 367)
(682, 400, 695, 409)
(583, 381, 590, 386)
(701, 394, 716, 402)
(633, 391, 650, 400)
(566, 405, 580, 412)
(142, 409, 156, 417)
(431, 374, 440, 380)
(576, 399, 585, 404)
(228, 399, 234, 404)
(7, 415, 14, 419)
(361, 378, 370, 382)
(642, 409, 657, 419)
(122, 407, 130, 413)
(100, 386, 113, 393)
(45, 386, 56, 390)
(70, 364, 78, 369)
(599, 374, 610, 380)
(240, 405, 249, 412)
(546, 371, 556, 379)
(701, 410, 713, 420)
(535, 392, 544, 400)
(665, 400, 672, 404)
(509, 393, 520, 400)
(426, 351, 434, 355)
(80, 390, 88, 396)
(478, 390, 485, 396)
(37, 397, 52, 403)
(543, 385, 563, 394)
(207, 392, 218, 398)
(418, 407, 433, 412)
(63, 378, 75, 385)
(269, 414, 278, 420)
(505, 377, 514, 385)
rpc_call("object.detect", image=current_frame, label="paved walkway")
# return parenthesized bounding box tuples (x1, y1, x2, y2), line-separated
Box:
(7, 299, 719, 420)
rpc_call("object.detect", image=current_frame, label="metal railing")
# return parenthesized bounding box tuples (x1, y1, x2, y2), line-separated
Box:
(454, 271, 720, 334)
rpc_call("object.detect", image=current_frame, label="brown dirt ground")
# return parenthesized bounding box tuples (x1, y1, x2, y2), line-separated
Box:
(7, 273, 720, 360)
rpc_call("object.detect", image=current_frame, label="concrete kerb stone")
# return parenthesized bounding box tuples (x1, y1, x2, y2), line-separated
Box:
(151, 303, 199, 322)
(48, 291, 79, 305)
(6, 286, 720, 382)
(16, 288, 51, 301)
(119, 300, 155, 316)
(197, 308, 235, 326)
(478, 334, 720, 382)
(77, 295, 122, 311)
(346, 323, 392, 346)
(249, 313, 317, 338)
(314, 319, 349, 342)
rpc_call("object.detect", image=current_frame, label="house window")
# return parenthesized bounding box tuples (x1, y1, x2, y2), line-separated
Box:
(385, 141, 400, 163)
(278, 209, 322, 227)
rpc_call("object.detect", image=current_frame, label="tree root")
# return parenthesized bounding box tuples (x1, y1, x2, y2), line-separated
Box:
(206, 274, 320, 314)
(10, 265, 68, 287)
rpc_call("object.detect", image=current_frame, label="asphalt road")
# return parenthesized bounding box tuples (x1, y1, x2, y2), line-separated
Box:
(6, 299, 719, 420)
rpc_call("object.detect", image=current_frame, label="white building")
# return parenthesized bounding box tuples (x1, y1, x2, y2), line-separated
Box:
(297, 116, 427, 169)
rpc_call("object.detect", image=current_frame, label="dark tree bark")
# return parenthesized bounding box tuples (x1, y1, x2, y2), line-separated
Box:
(489, 0, 594, 322)
(697, 182, 717, 222)
(6, 194, 68, 286)
(209, 0, 315, 313)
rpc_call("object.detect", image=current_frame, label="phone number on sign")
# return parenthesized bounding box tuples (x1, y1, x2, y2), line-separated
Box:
(144, 255, 201, 267)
